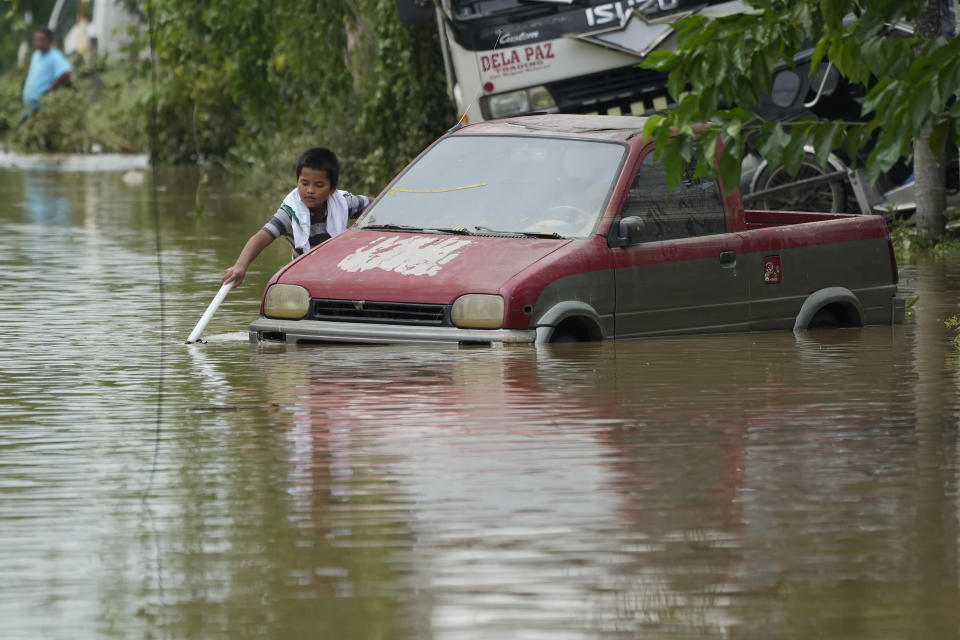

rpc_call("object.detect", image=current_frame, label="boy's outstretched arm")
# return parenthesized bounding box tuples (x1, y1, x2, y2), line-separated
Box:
(222, 229, 274, 286)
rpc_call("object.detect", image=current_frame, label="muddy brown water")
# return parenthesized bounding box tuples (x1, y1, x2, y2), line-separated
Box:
(1, 164, 958, 639)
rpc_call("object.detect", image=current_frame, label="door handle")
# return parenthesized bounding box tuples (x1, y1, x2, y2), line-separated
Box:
(718, 250, 737, 267)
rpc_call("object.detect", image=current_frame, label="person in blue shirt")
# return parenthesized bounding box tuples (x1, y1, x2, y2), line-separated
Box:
(21, 28, 72, 116)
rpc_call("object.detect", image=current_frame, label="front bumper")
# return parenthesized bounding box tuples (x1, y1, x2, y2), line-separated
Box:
(249, 317, 538, 345)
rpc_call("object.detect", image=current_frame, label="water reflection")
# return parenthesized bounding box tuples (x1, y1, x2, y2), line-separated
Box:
(23, 171, 71, 226)
(223, 326, 955, 638)
(907, 258, 960, 639)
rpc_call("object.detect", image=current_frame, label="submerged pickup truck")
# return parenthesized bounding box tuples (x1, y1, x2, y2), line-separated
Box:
(249, 114, 904, 346)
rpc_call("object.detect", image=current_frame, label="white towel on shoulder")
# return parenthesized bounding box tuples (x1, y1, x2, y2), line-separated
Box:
(281, 188, 349, 254)
(325, 190, 348, 238)
(281, 189, 311, 255)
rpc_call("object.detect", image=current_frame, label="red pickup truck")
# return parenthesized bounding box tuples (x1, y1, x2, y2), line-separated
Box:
(249, 114, 904, 345)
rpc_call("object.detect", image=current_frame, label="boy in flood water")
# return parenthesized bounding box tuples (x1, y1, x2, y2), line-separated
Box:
(222, 147, 370, 286)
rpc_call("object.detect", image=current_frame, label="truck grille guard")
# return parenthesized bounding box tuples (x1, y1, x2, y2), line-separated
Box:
(548, 65, 672, 115)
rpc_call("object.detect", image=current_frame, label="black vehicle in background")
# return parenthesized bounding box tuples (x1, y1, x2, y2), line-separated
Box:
(741, 23, 959, 216)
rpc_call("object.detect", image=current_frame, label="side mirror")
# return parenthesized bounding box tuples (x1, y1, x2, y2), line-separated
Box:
(397, 0, 435, 24)
(613, 216, 645, 246)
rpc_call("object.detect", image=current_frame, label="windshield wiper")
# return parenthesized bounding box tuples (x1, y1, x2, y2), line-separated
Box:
(424, 227, 474, 235)
(361, 224, 425, 232)
(362, 224, 475, 236)
(475, 226, 565, 239)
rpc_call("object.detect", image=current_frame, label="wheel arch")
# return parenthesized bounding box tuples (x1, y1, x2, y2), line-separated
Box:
(533, 301, 606, 344)
(793, 287, 864, 332)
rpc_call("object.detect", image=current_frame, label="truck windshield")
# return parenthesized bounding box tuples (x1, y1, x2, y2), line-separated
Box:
(359, 135, 625, 239)
(451, 0, 550, 20)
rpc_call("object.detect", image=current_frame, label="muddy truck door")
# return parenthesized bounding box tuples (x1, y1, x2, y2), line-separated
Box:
(610, 149, 750, 338)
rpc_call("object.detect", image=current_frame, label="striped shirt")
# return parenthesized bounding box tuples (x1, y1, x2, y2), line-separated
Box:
(263, 190, 370, 258)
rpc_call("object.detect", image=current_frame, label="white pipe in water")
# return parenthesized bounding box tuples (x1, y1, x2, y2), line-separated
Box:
(186, 282, 235, 344)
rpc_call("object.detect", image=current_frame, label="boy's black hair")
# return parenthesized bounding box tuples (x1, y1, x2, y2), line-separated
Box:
(296, 147, 340, 186)
(35, 27, 55, 41)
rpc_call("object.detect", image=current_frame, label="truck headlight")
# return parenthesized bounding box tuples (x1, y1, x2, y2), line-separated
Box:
(483, 86, 556, 119)
(264, 284, 310, 319)
(451, 294, 504, 329)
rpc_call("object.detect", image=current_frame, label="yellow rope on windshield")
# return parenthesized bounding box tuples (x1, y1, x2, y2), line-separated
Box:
(387, 182, 487, 196)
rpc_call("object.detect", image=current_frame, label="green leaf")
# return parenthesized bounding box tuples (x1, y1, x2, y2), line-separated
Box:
(691, 52, 708, 89)
(939, 62, 960, 103)
(718, 149, 741, 195)
(665, 145, 685, 190)
(642, 49, 676, 72)
(820, 0, 846, 28)
(812, 121, 840, 170)
(643, 113, 665, 142)
(860, 35, 888, 74)
(810, 36, 829, 74)
(714, 39, 730, 81)
(700, 127, 721, 167)
(731, 35, 746, 72)
(725, 119, 742, 140)
(910, 83, 933, 130)
(843, 125, 864, 168)
(866, 131, 903, 182)
(842, 34, 870, 83)
(675, 94, 699, 127)
(678, 132, 695, 163)
(861, 77, 895, 116)
(783, 124, 811, 177)
(674, 15, 709, 48)
(885, 41, 912, 79)
(699, 85, 719, 114)
(727, 106, 756, 124)
(758, 122, 790, 170)
(929, 118, 950, 157)
(667, 70, 685, 102)
(652, 118, 675, 154)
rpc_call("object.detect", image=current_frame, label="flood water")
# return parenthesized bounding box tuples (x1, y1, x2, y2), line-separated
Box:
(1, 162, 959, 639)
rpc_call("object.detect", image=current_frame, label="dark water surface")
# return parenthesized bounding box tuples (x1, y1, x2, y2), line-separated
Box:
(1, 165, 958, 639)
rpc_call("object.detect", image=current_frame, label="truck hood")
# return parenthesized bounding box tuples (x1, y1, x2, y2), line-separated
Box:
(274, 229, 571, 303)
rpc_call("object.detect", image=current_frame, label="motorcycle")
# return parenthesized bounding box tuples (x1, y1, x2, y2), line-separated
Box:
(739, 30, 959, 217)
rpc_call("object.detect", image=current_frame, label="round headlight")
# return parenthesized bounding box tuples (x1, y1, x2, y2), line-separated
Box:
(451, 294, 504, 329)
(264, 284, 310, 319)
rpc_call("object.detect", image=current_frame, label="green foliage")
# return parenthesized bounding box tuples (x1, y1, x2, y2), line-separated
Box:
(0, 1, 60, 74)
(888, 218, 929, 260)
(2, 58, 148, 152)
(888, 215, 960, 262)
(15, 88, 87, 151)
(138, 0, 451, 186)
(2, 0, 452, 196)
(351, 0, 454, 188)
(0, 66, 26, 134)
(640, 0, 960, 194)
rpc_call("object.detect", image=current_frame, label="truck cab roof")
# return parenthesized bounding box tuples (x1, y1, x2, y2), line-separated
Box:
(457, 114, 648, 142)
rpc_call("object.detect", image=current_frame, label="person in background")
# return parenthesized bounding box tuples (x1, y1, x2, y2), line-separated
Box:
(222, 147, 371, 286)
(21, 27, 72, 117)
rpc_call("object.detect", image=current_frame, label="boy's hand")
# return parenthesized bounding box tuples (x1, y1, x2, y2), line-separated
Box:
(222, 265, 246, 286)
